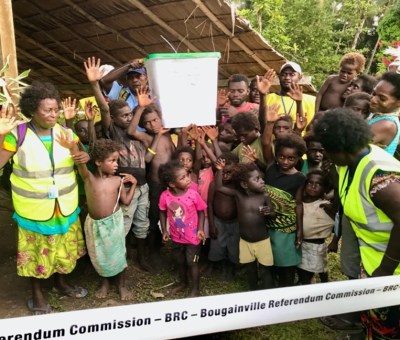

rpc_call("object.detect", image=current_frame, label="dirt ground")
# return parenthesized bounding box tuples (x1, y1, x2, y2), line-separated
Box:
(0, 187, 170, 320)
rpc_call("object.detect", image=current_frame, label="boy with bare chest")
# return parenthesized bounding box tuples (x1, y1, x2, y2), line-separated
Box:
(59, 136, 137, 301)
(127, 88, 175, 265)
(214, 160, 274, 290)
(208, 153, 239, 280)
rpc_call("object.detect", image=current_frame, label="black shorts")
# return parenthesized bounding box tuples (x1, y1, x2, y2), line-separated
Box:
(172, 242, 201, 264)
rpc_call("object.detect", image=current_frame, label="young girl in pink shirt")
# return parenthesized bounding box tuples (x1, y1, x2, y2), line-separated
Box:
(159, 160, 207, 297)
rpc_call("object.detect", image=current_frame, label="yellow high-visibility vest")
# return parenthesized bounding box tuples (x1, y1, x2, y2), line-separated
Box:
(339, 144, 400, 275)
(10, 124, 78, 221)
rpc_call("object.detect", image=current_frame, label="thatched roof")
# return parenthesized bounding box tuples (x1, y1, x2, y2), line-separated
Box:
(12, 0, 315, 98)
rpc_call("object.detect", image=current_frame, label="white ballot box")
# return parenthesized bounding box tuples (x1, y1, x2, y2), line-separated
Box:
(144, 52, 220, 128)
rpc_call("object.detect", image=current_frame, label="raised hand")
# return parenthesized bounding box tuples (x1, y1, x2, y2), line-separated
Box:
(195, 127, 206, 145)
(188, 124, 200, 140)
(0, 104, 19, 135)
(84, 56, 102, 83)
(214, 158, 226, 170)
(55, 128, 75, 150)
(256, 69, 276, 95)
(202, 125, 218, 141)
(217, 88, 228, 106)
(287, 83, 303, 102)
(242, 145, 258, 162)
(62, 97, 78, 120)
(265, 103, 281, 123)
(296, 112, 308, 132)
(137, 86, 156, 108)
(84, 100, 96, 121)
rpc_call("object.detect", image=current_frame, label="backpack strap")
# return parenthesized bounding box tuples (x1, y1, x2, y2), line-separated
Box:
(16, 122, 28, 150)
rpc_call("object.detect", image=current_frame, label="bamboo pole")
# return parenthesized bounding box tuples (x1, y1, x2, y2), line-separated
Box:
(0, 0, 18, 79)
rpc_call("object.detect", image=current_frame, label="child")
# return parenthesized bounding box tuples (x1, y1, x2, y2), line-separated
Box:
(315, 52, 366, 112)
(208, 152, 240, 280)
(301, 134, 325, 174)
(217, 120, 239, 152)
(59, 137, 137, 300)
(172, 145, 200, 190)
(297, 171, 334, 285)
(159, 160, 207, 297)
(85, 56, 150, 272)
(127, 88, 175, 265)
(231, 111, 265, 164)
(214, 160, 274, 290)
(344, 92, 371, 119)
(264, 134, 307, 287)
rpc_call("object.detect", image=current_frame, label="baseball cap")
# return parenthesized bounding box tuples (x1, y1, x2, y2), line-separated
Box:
(99, 64, 114, 77)
(280, 62, 302, 75)
(127, 67, 146, 75)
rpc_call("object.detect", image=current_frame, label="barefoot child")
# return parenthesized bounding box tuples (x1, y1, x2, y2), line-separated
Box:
(208, 153, 240, 280)
(214, 160, 274, 290)
(315, 52, 366, 112)
(297, 170, 334, 285)
(127, 88, 175, 266)
(159, 160, 207, 297)
(59, 137, 137, 300)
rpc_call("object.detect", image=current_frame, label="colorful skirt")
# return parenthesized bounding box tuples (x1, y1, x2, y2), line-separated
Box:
(16, 219, 86, 279)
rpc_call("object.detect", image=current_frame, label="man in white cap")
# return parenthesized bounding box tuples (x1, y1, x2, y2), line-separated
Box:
(100, 60, 147, 111)
(260, 61, 316, 125)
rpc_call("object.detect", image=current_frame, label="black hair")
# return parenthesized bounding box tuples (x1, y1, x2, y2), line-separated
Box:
(108, 99, 130, 117)
(305, 169, 330, 191)
(136, 103, 162, 129)
(303, 133, 322, 147)
(344, 92, 371, 107)
(275, 133, 306, 157)
(91, 138, 121, 162)
(357, 74, 378, 94)
(227, 74, 250, 87)
(172, 146, 195, 161)
(231, 111, 260, 132)
(220, 152, 239, 165)
(231, 162, 260, 190)
(159, 160, 186, 187)
(274, 115, 293, 126)
(380, 72, 400, 99)
(19, 81, 60, 118)
(74, 119, 88, 130)
(313, 108, 372, 154)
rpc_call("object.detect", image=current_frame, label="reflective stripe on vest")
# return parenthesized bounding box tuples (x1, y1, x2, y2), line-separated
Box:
(339, 144, 400, 275)
(11, 124, 78, 221)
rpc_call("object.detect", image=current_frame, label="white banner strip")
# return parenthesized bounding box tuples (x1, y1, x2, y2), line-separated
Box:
(1, 276, 400, 339)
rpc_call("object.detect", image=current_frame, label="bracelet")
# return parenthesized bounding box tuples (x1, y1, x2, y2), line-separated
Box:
(147, 148, 157, 155)
(384, 253, 400, 263)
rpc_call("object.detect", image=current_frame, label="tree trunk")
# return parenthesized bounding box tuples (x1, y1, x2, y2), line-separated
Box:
(365, 37, 379, 74)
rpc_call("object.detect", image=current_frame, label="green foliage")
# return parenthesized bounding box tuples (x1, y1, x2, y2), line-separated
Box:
(0, 56, 30, 119)
(238, 0, 394, 89)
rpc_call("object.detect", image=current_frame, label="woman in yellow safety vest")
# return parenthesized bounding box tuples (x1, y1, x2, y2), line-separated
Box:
(0, 82, 88, 315)
(314, 108, 400, 340)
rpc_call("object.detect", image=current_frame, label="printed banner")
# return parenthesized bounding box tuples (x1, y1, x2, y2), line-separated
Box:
(1, 276, 400, 339)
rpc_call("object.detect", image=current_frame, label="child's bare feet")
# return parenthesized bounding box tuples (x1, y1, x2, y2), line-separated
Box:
(95, 279, 110, 299)
(119, 286, 133, 301)
(170, 282, 187, 295)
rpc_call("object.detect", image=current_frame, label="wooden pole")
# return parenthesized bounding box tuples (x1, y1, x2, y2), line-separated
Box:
(0, 0, 18, 78)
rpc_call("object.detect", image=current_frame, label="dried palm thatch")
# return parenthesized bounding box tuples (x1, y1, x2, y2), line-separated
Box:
(11, 0, 315, 98)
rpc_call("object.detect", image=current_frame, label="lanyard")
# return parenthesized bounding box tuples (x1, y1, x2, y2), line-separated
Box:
(280, 95, 294, 115)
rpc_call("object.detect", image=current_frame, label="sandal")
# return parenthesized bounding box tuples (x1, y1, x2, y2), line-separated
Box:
(320, 316, 362, 331)
(53, 286, 88, 298)
(27, 298, 53, 315)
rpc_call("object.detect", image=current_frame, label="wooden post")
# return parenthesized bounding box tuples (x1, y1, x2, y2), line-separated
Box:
(0, 0, 18, 78)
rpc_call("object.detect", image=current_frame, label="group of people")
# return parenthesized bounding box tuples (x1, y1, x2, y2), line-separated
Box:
(1, 51, 400, 339)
